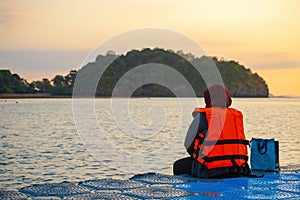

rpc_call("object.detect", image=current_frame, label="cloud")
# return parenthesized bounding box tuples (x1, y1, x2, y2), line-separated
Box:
(0, 8, 19, 27)
(227, 51, 300, 70)
(0, 3, 31, 34)
(252, 60, 300, 70)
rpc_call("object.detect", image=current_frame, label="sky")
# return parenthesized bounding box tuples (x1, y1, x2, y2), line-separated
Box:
(0, 0, 299, 96)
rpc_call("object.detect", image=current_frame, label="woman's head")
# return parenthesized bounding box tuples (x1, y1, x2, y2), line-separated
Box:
(204, 84, 232, 108)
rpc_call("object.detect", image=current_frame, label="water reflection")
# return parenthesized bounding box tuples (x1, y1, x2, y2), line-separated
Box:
(0, 98, 299, 189)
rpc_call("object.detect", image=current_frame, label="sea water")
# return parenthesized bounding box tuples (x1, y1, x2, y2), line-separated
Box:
(0, 98, 299, 189)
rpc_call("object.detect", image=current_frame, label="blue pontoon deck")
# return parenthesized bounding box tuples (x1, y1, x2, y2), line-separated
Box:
(1, 165, 299, 199)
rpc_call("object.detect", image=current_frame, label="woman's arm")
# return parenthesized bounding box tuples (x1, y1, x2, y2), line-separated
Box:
(184, 112, 208, 155)
(184, 113, 200, 151)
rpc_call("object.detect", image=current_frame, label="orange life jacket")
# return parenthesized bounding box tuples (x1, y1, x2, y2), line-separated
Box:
(192, 107, 249, 170)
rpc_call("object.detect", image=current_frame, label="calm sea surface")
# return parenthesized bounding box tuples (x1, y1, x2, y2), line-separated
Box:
(0, 98, 299, 189)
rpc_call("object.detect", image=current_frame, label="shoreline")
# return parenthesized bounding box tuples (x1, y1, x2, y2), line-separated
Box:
(0, 93, 273, 99)
(1, 93, 298, 99)
(0, 93, 72, 99)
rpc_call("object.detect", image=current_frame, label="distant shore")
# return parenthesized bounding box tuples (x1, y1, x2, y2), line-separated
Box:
(1, 93, 298, 99)
(0, 93, 72, 99)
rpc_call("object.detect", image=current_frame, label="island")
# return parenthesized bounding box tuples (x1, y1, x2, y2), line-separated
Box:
(0, 48, 268, 98)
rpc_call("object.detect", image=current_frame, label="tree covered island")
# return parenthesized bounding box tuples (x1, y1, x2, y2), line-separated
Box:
(0, 48, 268, 97)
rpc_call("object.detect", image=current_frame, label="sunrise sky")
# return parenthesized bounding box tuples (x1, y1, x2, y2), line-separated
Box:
(0, 0, 299, 96)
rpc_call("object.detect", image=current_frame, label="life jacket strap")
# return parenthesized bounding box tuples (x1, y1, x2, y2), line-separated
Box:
(193, 132, 205, 156)
(195, 132, 205, 141)
(204, 139, 249, 146)
(203, 155, 248, 162)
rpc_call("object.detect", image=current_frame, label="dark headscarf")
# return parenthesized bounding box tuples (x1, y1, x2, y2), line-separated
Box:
(204, 84, 232, 108)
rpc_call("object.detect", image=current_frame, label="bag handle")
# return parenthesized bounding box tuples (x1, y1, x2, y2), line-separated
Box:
(257, 139, 268, 155)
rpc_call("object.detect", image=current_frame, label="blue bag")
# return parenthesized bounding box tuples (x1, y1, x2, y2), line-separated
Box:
(250, 138, 280, 171)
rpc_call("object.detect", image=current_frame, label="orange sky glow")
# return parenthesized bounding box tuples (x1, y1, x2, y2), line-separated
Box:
(0, 0, 299, 96)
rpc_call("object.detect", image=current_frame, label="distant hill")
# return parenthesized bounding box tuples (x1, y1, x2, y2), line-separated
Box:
(0, 48, 269, 97)
(78, 48, 269, 97)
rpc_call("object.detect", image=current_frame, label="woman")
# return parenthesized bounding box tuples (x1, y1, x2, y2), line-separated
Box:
(173, 84, 251, 178)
